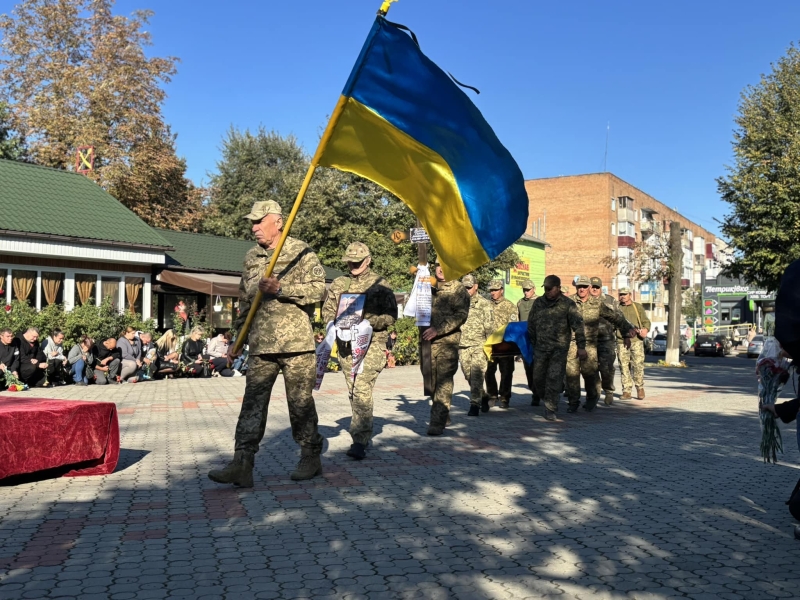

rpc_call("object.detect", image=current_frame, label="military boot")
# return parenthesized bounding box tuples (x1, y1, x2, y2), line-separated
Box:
(427, 424, 444, 436)
(636, 387, 646, 400)
(604, 391, 614, 406)
(468, 405, 480, 417)
(544, 408, 557, 421)
(480, 395, 490, 413)
(346, 443, 366, 460)
(621, 390, 632, 400)
(291, 449, 322, 481)
(531, 395, 541, 407)
(208, 450, 254, 488)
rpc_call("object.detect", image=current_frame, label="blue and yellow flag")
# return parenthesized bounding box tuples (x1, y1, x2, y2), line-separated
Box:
(483, 322, 533, 364)
(319, 16, 528, 279)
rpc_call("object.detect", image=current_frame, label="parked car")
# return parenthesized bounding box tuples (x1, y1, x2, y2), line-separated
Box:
(746, 335, 765, 358)
(650, 334, 690, 355)
(694, 334, 733, 357)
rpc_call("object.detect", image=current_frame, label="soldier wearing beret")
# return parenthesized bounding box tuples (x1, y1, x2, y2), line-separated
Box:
(516, 279, 539, 405)
(527, 275, 586, 421)
(209, 200, 326, 487)
(485, 279, 518, 409)
(422, 258, 470, 435)
(321, 242, 397, 460)
(458, 274, 494, 416)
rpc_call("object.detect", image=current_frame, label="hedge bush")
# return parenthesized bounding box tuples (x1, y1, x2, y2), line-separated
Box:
(0, 298, 157, 350)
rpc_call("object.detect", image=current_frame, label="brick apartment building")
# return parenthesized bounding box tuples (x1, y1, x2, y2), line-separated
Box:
(524, 173, 721, 322)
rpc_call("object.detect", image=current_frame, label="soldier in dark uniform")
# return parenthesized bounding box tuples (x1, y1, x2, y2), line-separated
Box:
(527, 275, 586, 421)
(422, 258, 470, 436)
(209, 200, 326, 487)
(590, 276, 623, 405)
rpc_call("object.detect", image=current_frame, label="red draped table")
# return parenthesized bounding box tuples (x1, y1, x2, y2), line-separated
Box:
(0, 397, 119, 480)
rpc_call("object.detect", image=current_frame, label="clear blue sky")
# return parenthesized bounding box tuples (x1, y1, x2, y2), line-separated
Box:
(2, 0, 798, 235)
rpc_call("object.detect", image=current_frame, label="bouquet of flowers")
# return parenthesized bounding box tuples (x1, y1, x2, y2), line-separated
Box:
(757, 337, 791, 463)
(4, 369, 29, 392)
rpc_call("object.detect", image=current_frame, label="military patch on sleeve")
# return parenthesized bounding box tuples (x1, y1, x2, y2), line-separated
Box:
(312, 265, 325, 278)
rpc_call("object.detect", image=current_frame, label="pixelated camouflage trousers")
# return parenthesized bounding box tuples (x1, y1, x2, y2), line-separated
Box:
(566, 343, 599, 408)
(428, 341, 460, 428)
(617, 339, 645, 392)
(459, 346, 488, 406)
(338, 341, 387, 446)
(532, 347, 568, 413)
(234, 352, 323, 455)
(596, 339, 616, 394)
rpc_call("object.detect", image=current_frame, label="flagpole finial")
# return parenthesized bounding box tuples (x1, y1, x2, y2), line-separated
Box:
(378, 0, 398, 16)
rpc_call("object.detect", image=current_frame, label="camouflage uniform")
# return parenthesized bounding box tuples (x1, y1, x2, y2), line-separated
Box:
(516, 280, 537, 401)
(458, 278, 494, 408)
(234, 235, 326, 456)
(426, 280, 470, 430)
(596, 292, 621, 398)
(528, 290, 586, 414)
(485, 282, 518, 402)
(322, 258, 397, 447)
(566, 292, 635, 410)
(617, 299, 651, 396)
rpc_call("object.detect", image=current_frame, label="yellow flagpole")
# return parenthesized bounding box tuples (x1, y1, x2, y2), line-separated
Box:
(232, 1, 399, 355)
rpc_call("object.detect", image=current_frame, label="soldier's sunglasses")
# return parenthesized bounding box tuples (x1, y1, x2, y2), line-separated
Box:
(591, 285, 601, 289)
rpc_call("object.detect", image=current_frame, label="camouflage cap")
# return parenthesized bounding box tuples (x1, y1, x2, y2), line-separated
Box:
(575, 275, 591, 287)
(243, 200, 282, 220)
(560, 285, 570, 294)
(487, 279, 504, 291)
(341, 242, 371, 262)
(461, 274, 477, 288)
(590, 276, 603, 287)
(619, 286, 632, 294)
(520, 279, 535, 290)
(543, 274, 561, 289)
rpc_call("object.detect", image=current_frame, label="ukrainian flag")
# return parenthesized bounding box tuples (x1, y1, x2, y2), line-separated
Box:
(319, 16, 528, 279)
(484, 322, 533, 364)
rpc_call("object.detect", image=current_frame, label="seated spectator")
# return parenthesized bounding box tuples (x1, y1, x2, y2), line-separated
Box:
(0, 328, 21, 390)
(67, 336, 94, 386)
(139, 332, 157, 380)
(16, 328, 47, 388)
(207, 331, 234, 377)
(117, 326, 142, 382)
(181, 327, 208, 377)
(231, 343, 248, 376)
(154, 330, 180, 378)
(41, 328, 69, 386)
(93, 337, 121, 385)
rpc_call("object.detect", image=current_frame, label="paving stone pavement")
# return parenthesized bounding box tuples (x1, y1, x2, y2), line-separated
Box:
(1, 354, 799, 599)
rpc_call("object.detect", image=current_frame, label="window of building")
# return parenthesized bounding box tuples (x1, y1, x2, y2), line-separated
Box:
(101, 276, 121, 312)
(74, 274, 97, 306)
(611, 198, 616, 211)
(721, 307, 731, 322)
(611, 277, 617, 291)
(11, 270, 36, 304)
(732, 307, 741, 322)
(611, 223, 616, 236)
(611, 249, 616, 259)
(124, 277, 144, 315)
(41, 272, 64, 306)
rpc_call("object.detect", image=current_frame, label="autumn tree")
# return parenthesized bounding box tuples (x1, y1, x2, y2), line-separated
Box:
(203, 128, 517, 289)
(718, 43, 800, 290)
(0, 0, 202, 229)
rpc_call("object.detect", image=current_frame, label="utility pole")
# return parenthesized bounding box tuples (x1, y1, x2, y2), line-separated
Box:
(665, 221, 683, 365)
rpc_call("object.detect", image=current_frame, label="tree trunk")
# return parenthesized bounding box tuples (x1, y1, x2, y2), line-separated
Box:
(665, 221, 683, 365)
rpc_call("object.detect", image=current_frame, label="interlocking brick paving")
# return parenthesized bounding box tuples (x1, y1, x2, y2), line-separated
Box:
(1, 355, 798, 599)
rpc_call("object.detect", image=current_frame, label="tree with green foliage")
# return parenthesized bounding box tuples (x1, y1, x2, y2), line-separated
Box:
(0, 101, 25, 160)
(681, 288, 702, 326)
(203, 128, 518, 290)
(0, 0, 203, 230)
(718, 43, 800, 291)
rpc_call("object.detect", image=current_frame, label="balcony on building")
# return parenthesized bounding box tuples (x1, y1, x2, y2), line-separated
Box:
(617, 235, 636, 248)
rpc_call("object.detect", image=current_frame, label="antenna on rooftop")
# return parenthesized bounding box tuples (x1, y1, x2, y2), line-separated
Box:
(603, 122, 610, 172)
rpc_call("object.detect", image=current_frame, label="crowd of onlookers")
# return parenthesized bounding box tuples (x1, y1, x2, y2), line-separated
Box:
(0, 326, 248, 391)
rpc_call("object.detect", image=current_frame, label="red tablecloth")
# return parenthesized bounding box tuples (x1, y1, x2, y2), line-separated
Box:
(0, 397, 119, 479)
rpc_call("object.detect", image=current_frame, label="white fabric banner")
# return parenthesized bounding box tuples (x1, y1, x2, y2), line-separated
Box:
(349, 320, 373, 380)
(403, 265, 432, 327)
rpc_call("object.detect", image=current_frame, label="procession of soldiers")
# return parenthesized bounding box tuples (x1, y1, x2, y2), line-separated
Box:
(208, 200, 652, 488)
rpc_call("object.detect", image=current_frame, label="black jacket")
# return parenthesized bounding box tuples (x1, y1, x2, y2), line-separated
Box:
(15, 333, 44, 369)
(93, 343, 122, 364)
(0, 338, 20, 373)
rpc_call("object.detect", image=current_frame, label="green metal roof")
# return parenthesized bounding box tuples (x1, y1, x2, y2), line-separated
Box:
(0, 158, 172, 249)
(157, 228, 345, 280)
